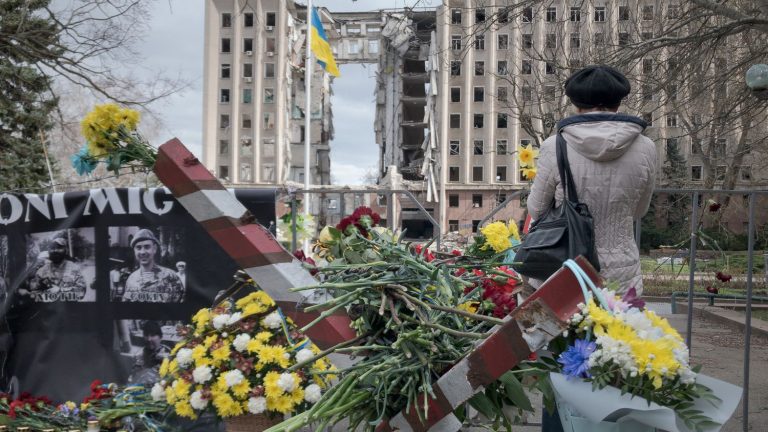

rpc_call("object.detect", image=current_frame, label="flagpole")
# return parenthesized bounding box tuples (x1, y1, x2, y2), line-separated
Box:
(303, 0, 313, 223)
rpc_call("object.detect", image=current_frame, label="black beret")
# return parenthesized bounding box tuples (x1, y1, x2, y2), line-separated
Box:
(564, 65, 631, 108)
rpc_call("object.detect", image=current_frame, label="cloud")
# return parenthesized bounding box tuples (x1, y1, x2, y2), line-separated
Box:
(330, 162, 376, 185)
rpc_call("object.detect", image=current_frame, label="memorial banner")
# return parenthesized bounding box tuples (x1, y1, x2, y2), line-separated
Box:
(0, 188, 276, 402)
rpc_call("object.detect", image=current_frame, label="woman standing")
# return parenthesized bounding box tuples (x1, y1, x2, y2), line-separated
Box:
(527, 65, 658, 295)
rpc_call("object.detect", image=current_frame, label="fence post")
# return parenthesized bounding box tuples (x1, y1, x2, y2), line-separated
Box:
(742, 192, 756, 432)
(763, 253, 767, 286)
(686, 192, 699, 350)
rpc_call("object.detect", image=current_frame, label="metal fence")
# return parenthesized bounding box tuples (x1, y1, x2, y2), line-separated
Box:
(285, 187, 766, 431)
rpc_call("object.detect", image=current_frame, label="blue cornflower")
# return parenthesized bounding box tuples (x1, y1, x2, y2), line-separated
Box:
(558, 338, 596, 378)
(70, 147, 98, 176)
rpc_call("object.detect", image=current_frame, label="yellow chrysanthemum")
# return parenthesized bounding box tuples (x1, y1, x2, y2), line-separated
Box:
(517, 144, 539, 168)
(507, 220, 520, 241)
(264, 372, 282, 397)
(521, 167, 537, 181)
(247, 339, 264, 354)
(289, 386, 305, 405)
(168, 359, 179, 375)
(211, 345, 231, 366)
(191, 345, 211, 367)
(480, 221, 513, 253)
(644, 310, 684, 342)
(175, 400, 197, 419)
(203, 334, 218, 348)
(235, 291, 275, 311)
(232, 380, 251, 398)
(159, 357, 170, 377)
(170, 341, 185, 356)
(165, 387, 176, 405)
(80, 104, 140, 157)
(258, 345, 290, 368)
(266, 395, 296, 414)
(212, 392, 244, 417)
(172, 379, 192, 400)
(192, 308, 212, 332)
(255, 331, 273, 343)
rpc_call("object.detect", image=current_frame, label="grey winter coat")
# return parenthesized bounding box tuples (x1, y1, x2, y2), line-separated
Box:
(527, 113, 658, 294)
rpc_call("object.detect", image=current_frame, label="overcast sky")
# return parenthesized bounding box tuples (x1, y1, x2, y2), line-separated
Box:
(140, 0, 438, 184)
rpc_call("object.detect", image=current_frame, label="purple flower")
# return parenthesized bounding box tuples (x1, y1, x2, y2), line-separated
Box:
(558, 339, 596, 379)
(622, 287, 646, 310)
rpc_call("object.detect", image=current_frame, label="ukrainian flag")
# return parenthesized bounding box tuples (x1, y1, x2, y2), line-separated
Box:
(310, 7, 340, 77)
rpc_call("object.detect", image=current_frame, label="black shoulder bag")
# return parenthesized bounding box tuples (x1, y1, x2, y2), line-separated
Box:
(512, 131, 600, 280)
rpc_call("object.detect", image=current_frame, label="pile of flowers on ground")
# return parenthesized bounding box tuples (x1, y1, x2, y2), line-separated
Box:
(0, 382, 167, 431)
(151, 289, 335, 421)
(72, 103, 157, 175)
(265, 207, 529, 431)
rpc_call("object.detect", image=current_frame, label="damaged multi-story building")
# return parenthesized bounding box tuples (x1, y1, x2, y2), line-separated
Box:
(204, 1, 767, 239)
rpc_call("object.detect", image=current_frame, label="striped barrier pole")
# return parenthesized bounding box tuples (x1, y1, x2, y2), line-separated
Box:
(377, 256, 600, 432)
(154, 138, 356, 349)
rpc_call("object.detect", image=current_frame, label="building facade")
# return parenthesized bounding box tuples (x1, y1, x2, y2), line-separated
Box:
(204, 0, 767, 238)
(202, 0, 334, 187)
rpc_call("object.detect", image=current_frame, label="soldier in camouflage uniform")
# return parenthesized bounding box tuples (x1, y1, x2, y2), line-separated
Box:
(28, 237, 87, 302)
(122, 229, 184, 303)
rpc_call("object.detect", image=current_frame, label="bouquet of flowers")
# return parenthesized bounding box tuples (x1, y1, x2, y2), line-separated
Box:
(0, 382, 168, 431)
(71, 103, 157, 175)
(519, 264, 741, 432)
(150, 289, 335, 422)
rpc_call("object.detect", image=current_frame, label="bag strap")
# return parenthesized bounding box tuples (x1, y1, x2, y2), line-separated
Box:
(562, 259, 610, 310)
(555, 133, 579, 203)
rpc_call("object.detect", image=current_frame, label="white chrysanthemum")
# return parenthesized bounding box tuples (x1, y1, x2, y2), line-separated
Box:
(227, 312, 243, 325)
(176, 348, 194, 367)
(232, 333, 251, 352)
(192, 366, 213, 384)
(263, 311, 283, 329)
(247, 397, 267, 414)
(150, 383, 165, 401)
(190, 391, 209, 410)
(295, 348, 315, 364)
(224, 369, 245, 387)
(277, 372, 296, 392)
(212, 314, 231, 330)
(304, 384, 322, 403)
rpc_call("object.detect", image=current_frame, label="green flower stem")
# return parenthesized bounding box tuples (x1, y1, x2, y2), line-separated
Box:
(401, 315, 488, 339)
(393, 290, 504, 325)
(287, 332, 372, 371)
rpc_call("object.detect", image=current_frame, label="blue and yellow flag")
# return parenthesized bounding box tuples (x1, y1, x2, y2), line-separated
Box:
(310, 7, 340, 77)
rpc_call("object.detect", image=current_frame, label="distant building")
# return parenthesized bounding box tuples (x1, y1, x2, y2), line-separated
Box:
(204, 1, 766, 239)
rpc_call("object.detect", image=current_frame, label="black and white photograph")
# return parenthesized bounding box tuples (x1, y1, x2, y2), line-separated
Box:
(108, 226, 187, 303)
(23, 229, 96, 303)
(113, 319, 182, 386)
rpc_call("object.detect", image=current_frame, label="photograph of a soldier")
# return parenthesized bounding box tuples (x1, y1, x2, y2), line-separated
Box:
(22, 229, 96, 303)
(108, 226, 186, 303)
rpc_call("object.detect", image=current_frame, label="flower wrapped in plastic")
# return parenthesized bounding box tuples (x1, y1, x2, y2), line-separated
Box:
(530, 262, 742, 432)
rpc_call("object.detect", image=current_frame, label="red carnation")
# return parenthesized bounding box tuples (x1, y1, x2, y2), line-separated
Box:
(715, 271, 732, 283)
(708, 200, 722, 212)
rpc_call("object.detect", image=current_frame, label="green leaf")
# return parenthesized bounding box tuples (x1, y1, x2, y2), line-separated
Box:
(468, 392, 498, 418)
(499, 372, 534, 412)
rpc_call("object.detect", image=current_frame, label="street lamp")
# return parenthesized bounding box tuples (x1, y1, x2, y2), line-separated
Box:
(746, 63, 768, 100)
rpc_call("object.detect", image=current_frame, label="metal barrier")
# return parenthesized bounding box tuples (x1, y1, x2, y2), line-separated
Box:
(285, 188, 441, 252)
